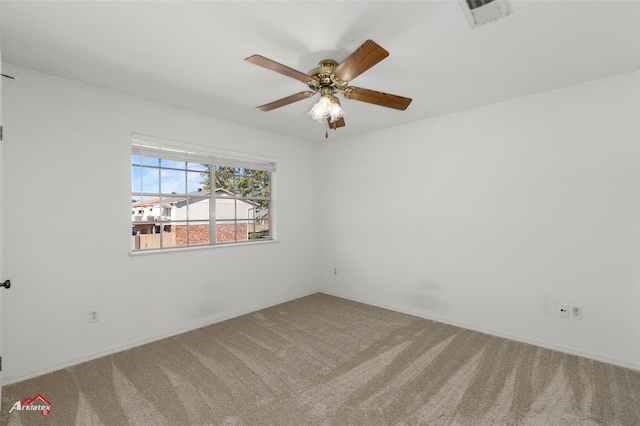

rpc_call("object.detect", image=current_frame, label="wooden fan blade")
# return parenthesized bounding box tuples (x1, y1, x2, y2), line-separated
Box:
(333, 40, 389, 82)
(327, 98, 346, 128)
(256, 91, 315, 111)
(246, 54, 313, 84)
(345, 86, 412, 110)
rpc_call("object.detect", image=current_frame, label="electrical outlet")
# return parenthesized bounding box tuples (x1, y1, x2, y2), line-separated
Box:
(89, 310, 99, 323)
(558, 303, 569, 318)
(570, 305, 582, 319)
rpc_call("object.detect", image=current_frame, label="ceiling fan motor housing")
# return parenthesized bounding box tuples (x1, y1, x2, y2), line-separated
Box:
(308, 59, 348, 93)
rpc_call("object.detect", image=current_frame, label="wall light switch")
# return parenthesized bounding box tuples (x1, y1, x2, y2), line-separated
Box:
(570, 305, 582, 319)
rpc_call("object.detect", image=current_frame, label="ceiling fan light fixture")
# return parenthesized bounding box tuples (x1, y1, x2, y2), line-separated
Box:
(308, 92, 344, 123)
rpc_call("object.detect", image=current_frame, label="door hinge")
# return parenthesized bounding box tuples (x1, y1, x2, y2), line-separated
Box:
(0, 125, 3, 141)
(0, 356, 2, 372)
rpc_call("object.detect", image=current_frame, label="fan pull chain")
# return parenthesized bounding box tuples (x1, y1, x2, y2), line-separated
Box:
(324, 119, 339, 138)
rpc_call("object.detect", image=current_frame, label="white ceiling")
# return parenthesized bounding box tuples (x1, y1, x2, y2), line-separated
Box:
(1, 1, 639, 143)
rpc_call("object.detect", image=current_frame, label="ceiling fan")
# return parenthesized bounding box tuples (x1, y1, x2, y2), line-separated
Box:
(246, 40, 412, 131)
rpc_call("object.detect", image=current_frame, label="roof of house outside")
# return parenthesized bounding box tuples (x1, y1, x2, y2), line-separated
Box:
(132, 188, 263, 208)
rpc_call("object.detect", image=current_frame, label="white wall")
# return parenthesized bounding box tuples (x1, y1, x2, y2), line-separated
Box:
(319, 71, 640, 370)
(1, 65, 321, 383)
(2, 65, 639, 384)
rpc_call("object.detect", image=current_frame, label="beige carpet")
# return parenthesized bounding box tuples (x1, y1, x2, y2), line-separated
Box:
(1, 293, 639, 425)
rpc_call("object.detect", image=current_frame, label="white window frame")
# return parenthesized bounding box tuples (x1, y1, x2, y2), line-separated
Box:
(130, 133, 276, 253)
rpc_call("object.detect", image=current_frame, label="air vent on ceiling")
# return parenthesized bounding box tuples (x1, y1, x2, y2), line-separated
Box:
(460, 0, 510, 28)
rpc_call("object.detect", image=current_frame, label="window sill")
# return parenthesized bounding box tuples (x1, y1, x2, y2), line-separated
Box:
(128, 238, 278, 256)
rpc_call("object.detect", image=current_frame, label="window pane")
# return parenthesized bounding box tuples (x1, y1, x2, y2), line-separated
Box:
(133, 231, 164, 250)
(158, 198, 173, 222)
(254, 171, 270, 198)
(174, 222, 189, 247)
(160, 223, 176, 248)
(187, 171, 208, 193)
(215, 166, 233, 192)
(232, 174, 253, 198)
(161, 158, 185, 169)
(189, 222, 210, 245)
(161, 168, 186, 194)
(186, 197, 210, 220)
(235, 199, 255, 220)
(135, 156, 159, 167)
(142, 196, 159, 220)
(187, 162, 208, 172)
(250, 201, 270, 239)
(216, 219, 238, 242)
(132, 166, 143, 193)
(215, 197, 235, 221)
(257, 201, 270, 219)
(174, 221, 210, 246)
(131, 196, 167, 250)
(131, 197, 143, 222)
(249, 222, 270, 240)
(141, 166, 159, 193)
(229, 172, 238, 194)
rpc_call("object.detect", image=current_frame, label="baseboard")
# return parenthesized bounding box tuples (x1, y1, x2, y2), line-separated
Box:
(1, 289, 320, 386)
(320, 290, 640, 372)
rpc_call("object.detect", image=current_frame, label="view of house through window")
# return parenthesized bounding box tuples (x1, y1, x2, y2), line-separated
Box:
(132, 145, 272, 251)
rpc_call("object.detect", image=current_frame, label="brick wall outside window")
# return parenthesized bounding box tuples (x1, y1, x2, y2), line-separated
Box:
(175, 223, 248, 245)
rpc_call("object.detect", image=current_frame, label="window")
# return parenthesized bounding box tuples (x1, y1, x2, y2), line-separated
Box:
(131, 136, 274, 251)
